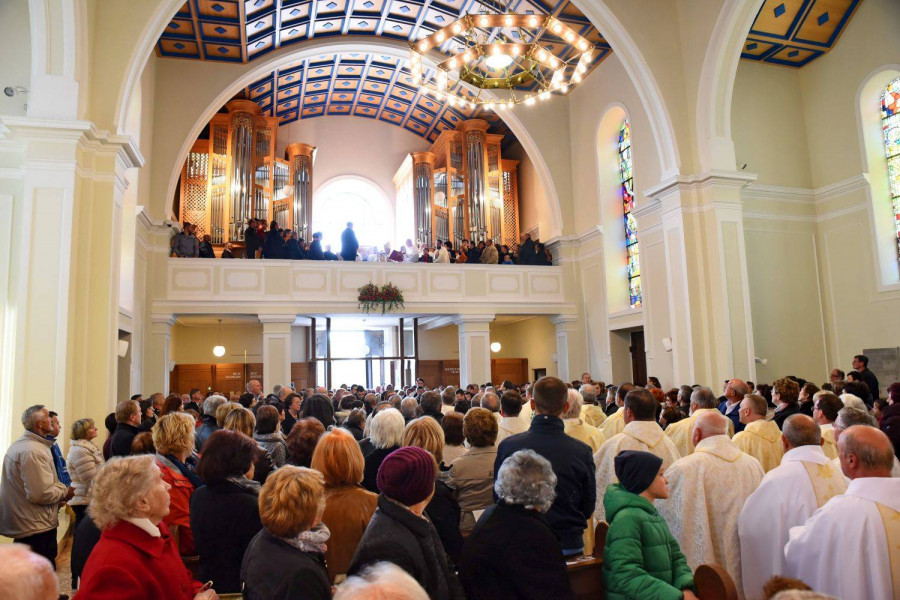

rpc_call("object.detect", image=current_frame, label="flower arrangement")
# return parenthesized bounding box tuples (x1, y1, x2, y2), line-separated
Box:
(358, 282, 405, 314)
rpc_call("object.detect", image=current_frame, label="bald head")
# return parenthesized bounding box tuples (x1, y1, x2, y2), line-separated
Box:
(725, 379, 749, 402)
(0, 544, 58, 600)
(838, 426, 895, 479)
(690, 387, 718, 411)
(692, 410, 728, 444)
(782, 414, 821, 450)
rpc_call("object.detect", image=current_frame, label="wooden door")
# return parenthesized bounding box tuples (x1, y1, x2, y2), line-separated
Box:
(417, 360, 443, 389)
(630, 330, 647, 387)
(291, 363, 310, 392)
(491, 358, 528, 386)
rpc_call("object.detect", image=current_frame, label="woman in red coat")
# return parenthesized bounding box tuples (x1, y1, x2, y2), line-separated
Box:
(152, 412, 203, 555)
(76, 454, 218, 600)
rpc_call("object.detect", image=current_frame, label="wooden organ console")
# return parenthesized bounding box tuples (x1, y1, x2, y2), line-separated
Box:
(178, 100, 316, 247)
(411, 119, 519, 248)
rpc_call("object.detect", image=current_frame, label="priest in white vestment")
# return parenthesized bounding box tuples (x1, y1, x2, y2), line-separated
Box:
(593, 389, 681, 521)
(665, 387, 734, 457)
(579, 384, 607, 428)
(785, 426, 900, 600)
(658, 411, 763, 600)
(829, 406, 900, 477)
(812, 391, 843, 460)
(732, 394, 784, 472)
(598, 384, 633, 439)
(738, 415, 847, 600)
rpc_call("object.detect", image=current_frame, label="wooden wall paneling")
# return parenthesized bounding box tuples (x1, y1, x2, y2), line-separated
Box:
(441, 360, 460, 388)
(172, 364, 215, 395)
(245, 363, 264, 393)
(491, 358, 529, 386)
(214, 363, 247, 399)
(417, 360, 444, 388)
(291, 362, 310, 391)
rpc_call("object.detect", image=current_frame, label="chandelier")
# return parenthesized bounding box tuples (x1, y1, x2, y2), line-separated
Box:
(409, 11, 595, 109)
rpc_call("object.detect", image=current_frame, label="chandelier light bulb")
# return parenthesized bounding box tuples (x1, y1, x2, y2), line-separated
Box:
(436, 31, 445, 42)
(537, 49, 547, 61)
(528, 16, 538, 27)
(565, 31, 575, 42)
(448, 58, 457, 68)
(572, 72, 582, 83)
(463, 51, 472, 62)
(525, 96, 535, 105)
(490, 342, 502, 353)
(561, 84, 569, 93)
(552, 22, 562, 33)
(452, 22, 462, 34)
(504, 15, 513, 26)
(485, 102, 494, 110)
(539, 91, 550, 100)
(479, 15, 489, 27)
(506, 101, 514, 108)
(418, 41, 428, 51)
(511, 44, 521, 56)
(578, 40, 588, 51)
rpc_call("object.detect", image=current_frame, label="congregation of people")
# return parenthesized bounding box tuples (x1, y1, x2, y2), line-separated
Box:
(172, 220, 553, 266)
(1, 353, 898, 600)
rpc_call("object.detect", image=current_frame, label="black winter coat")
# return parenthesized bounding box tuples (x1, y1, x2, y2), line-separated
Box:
(349, 495, 464, 600)
(458, 503, 574, 600)
(284, 238, 304, 260)
(241, 529, 331, 600)
(198, 241, 216, 258)
(263, 231, 285, 259)
(190, 479, 262, 593)
(494, 415, 596, 551)
(361, 445, 400, 493)
(773, 403, 801, 430)
(109, 423, 141, 458)
(308, 239, 325, 260)
(426, 480, 463, 566)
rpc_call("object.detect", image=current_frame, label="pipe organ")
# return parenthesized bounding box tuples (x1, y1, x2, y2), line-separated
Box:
(178, 100, 316, 246)
(415, 119, 519, 249)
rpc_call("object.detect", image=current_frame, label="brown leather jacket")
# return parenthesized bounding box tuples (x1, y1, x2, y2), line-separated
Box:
(320, 484, 377, 581)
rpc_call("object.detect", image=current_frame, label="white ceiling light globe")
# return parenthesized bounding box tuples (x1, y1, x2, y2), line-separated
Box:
(490, 342, 501, 353)
(213, 345, 226, 357)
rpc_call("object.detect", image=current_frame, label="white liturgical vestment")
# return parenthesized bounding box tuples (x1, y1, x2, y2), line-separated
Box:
(737, 445, 847, 600)
(819, 423, 837, 459)
(592, 420, 681, 521)
(598, 406, 625, 439)
(785, 477, 900, 600)
(664, 408, 735, 457)
(658, 435, 764, 600)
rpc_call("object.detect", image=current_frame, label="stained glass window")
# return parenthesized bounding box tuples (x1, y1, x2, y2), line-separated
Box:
(618, 120, 641, 307)
(881, 78, 900, 260)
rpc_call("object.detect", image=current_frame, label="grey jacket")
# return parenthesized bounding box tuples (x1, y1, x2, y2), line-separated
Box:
(447, 445, 497, 534)
(66, 439, 103, 506)
(0, 431, 69, 538)
(173, 231, 199, 257)
(254, 432, 288, 468)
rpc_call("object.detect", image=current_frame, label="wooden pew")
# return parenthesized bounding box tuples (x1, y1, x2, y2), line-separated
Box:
(566, 521, 608, 600)
(694, 564, 738, 600)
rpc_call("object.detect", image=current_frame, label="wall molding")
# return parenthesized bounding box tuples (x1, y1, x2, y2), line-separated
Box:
(741, 174, 870, 223)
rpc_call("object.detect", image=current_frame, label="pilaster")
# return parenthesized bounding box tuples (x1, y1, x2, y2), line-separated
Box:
(146, 313, 176, 396)
(260, 315, 296, 391)
(643, 170, 758, 386)
(455, 315, 494, 387)
(550, 314, 581, 383)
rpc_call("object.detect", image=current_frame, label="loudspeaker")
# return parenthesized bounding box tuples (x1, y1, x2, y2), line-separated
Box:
(117, 339, 129, 358)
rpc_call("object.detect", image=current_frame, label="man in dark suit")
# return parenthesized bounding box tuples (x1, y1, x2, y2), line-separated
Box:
(852, 354, 880, 401)
(243, 219, 259, 259)
(284, 230, 304, 259)
(718, 379, 749, 434)
(340, 221, 359, 262)
(308, 232, 325, 260)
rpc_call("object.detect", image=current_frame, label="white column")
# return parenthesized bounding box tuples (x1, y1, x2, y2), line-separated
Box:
(260, 315, 295, 391)
(455, 315, 494, 387)
(551, 315, 580, 383)
(147, 314, 176, 395)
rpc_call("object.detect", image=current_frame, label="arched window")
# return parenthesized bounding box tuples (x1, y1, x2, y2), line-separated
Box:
(618, 120, 641, 308)
(881, 78, 900, 260)
(312, 176, 394, 249)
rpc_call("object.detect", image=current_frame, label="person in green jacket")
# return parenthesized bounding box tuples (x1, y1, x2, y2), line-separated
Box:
(603, 450, 698, 600)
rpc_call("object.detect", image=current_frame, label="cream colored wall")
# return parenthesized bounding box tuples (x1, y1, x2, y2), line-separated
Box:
(417, 318, 559, 379)
(732, 62, 812, 188)
(0, 0, 31, 117)
(490, 317, 558, 379)
(276, 115, 429, 206)
(169, 323, 311, 364)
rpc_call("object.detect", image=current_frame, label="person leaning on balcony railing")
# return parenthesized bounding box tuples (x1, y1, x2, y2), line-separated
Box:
(172, 222, 199, 257)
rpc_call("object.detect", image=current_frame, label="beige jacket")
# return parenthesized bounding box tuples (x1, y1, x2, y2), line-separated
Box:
(448, 445, 497, 534)
(480, 245, 499, 264)
(0, 431, 68, 538)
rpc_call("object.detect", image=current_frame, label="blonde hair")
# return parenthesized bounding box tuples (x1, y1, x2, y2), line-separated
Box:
(71, 418, 95, 441)
(259, 466, 325, 538)
(311, 428, 364, 486)
(404, 417, 445, 465)
(88, 455, 159, 529)
(151, 412, 195, 456)
(224, 407, 256, 437)
(216, 401, 243, 428)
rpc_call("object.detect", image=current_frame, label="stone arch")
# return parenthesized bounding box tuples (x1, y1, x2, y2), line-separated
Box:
(695, 0, 766, 171)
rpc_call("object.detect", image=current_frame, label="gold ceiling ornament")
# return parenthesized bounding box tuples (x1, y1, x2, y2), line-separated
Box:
(409, 12, 595, 110)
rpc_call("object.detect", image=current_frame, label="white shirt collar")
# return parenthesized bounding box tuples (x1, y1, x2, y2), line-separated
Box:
(781, 444, 829, 465)
(123, 517, 162, 538)
(845, 477, 900, 511)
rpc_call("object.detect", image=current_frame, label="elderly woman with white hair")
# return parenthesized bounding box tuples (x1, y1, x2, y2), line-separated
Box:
(457, 450, 574, 600)
(562, 389, 606, 453)
(361, 408, 405, 493)
(76, 455, 218, 600)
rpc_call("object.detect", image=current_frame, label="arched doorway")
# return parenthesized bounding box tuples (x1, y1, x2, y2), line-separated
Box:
(312, 175, 394, 251)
